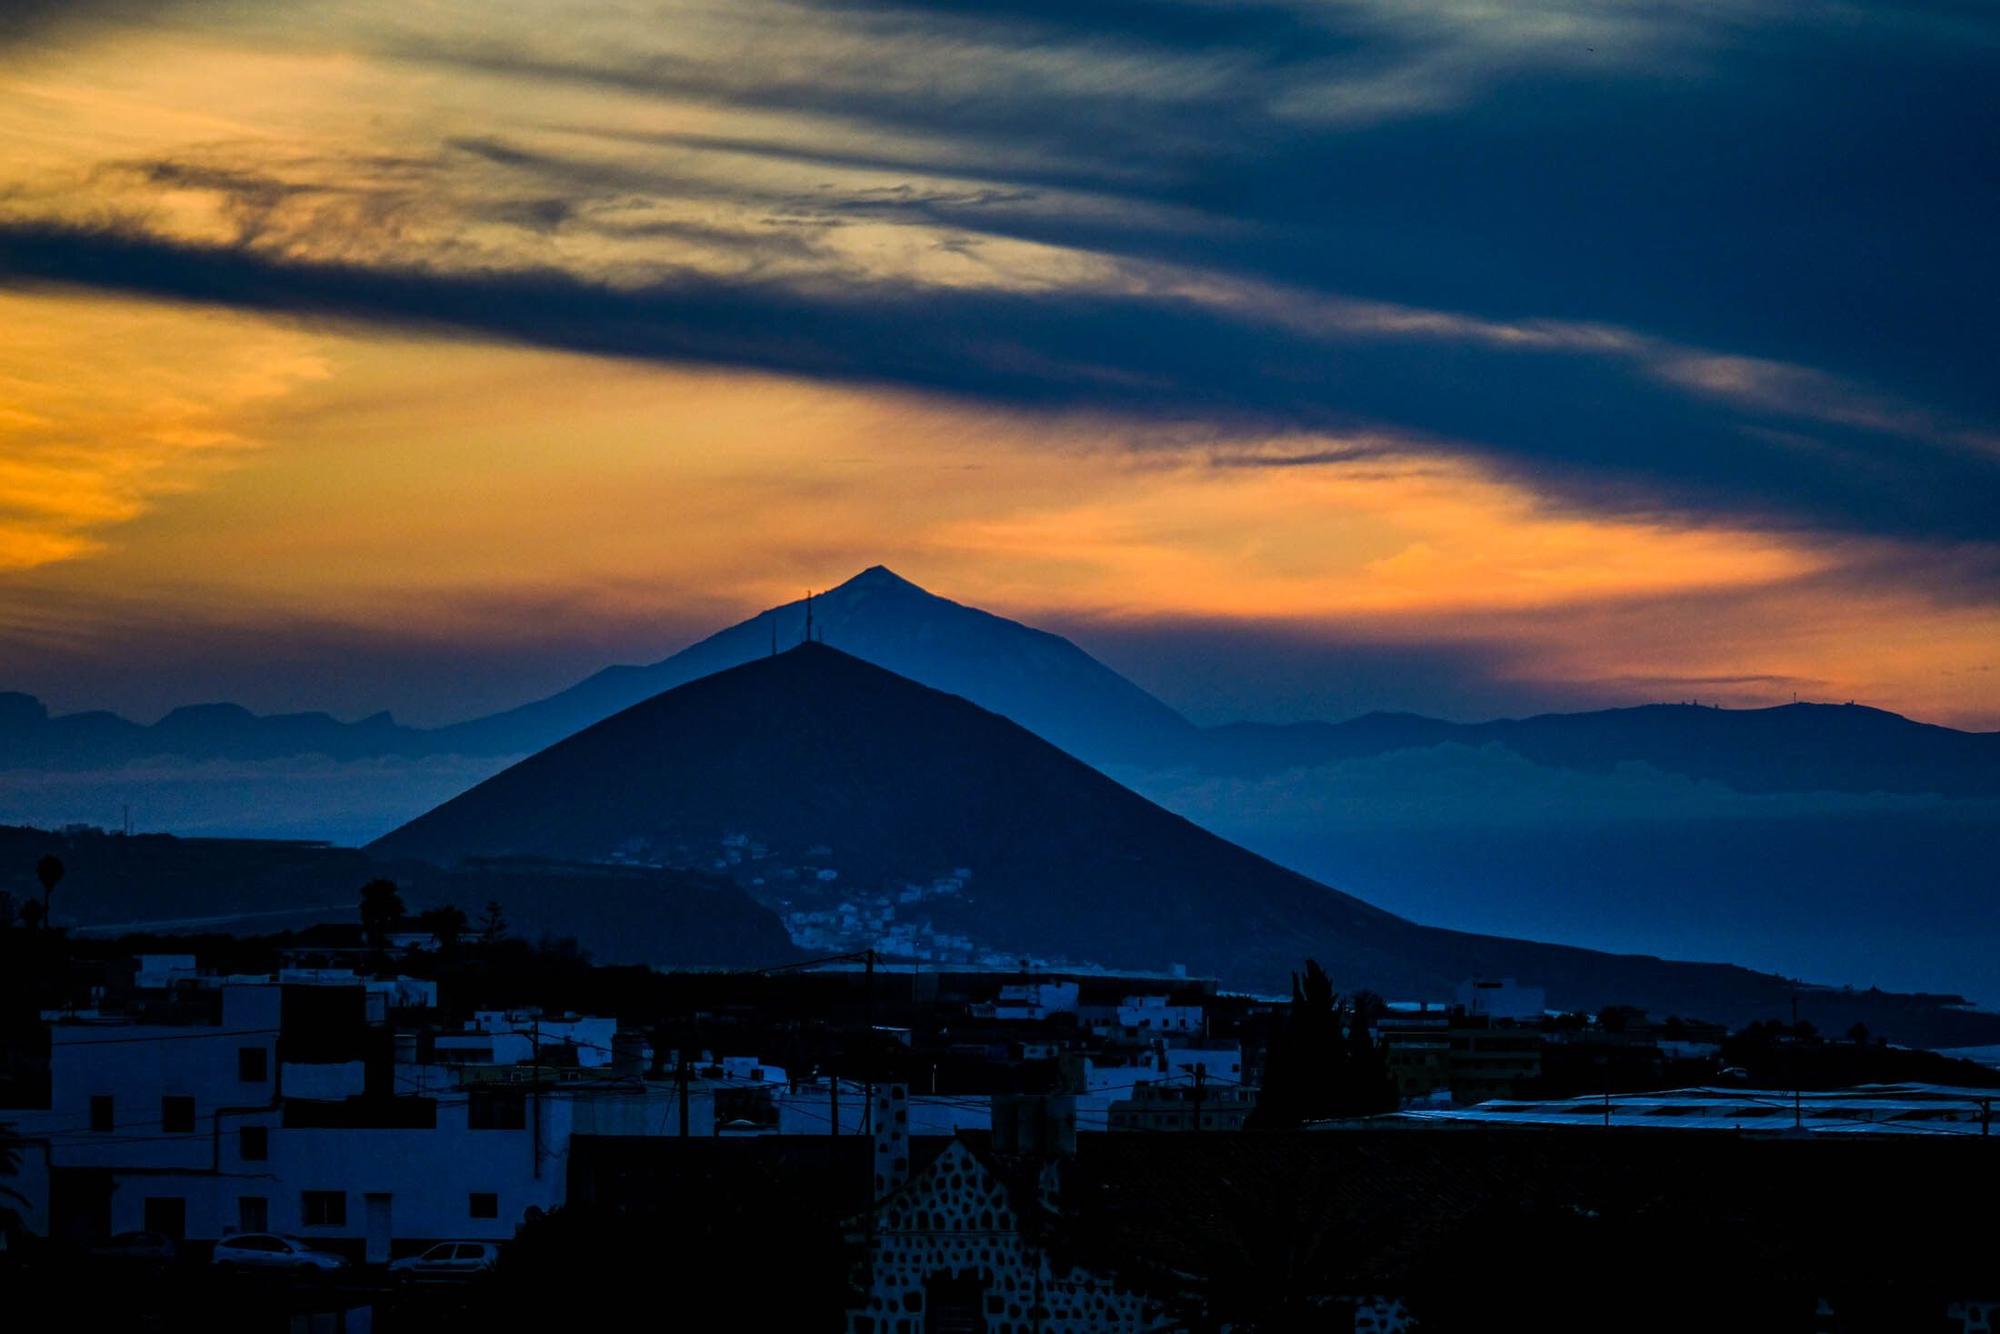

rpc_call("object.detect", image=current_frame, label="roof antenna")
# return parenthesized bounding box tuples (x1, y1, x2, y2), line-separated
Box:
(803, 590, 813, 647)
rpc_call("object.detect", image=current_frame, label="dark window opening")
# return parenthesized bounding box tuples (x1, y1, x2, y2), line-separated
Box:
(89, 1094, 113, 1132)
(468, 1089, 527, 1130)
(301, 1190, 346, 1227)
(162, 1096, 196, 1134)
(240, 1125, 268, 1161)
(238, 1045, 268, 1082)
(925, 1274, 986, 1334)
(469, 1192, 498, 1219)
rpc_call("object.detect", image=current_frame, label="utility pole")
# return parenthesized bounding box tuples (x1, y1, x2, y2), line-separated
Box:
(1192, 1066, 1206, 1133)
(677, 1051, 690, 1138)
(862, 948, 876, 1134)
(531, 1015, 543, 1179)
(830, 1072, 841, 1139)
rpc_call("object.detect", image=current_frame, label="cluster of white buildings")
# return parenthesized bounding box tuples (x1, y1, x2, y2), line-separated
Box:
(965, 977, 1251, 1131)
(4, 958, 728, 1259)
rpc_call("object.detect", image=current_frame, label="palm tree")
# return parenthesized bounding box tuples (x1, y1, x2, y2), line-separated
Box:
(416, 904, 470, 956)
(33, 855, 62, 930)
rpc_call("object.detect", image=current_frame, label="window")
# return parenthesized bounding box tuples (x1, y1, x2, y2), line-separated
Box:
(238, 1045, 268, 1082)
(162, 1096, 195, 1134)
(239, 1125, 268, 1161)
(237, 1196, 268, 1233)
(467, 1088, 527, 1130)
(301, 1191, 346, 1227)
(143, 1197, 186, 1242)
(468, 1192, 499, 1219)
(89, 1094, 114, 1132)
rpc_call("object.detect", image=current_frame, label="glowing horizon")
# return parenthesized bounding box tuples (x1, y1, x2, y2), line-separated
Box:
(0, 1, 1994, 731)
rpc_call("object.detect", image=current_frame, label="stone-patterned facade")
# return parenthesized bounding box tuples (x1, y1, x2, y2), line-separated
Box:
(848, 1136, 1168, 1334)
(848, 1090, 1419, 1334)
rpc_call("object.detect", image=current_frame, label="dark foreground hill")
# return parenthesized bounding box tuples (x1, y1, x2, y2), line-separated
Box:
(370, 644, 2000, 1044)
(0, 825, 798, 970)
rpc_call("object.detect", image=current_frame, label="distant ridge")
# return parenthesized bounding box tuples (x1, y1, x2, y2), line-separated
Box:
(5, 567, 1995, 799)
(0, 824, 800, 970)
(430, 565, 1199, 765)
(368, 643, 2000, 1042)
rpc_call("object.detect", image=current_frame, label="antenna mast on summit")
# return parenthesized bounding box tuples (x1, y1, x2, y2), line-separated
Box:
(804, 590, 814, 646)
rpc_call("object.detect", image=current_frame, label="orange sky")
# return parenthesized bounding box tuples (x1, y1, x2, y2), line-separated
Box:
(0, 3, 1994, 730)
(0, 285, 1992, 728)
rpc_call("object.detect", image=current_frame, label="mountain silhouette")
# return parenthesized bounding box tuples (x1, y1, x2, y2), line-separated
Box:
(1203, 700, 2000, 797)
(367, 643, 2000, 1040)
(430, 565, 1197, 764)
(5, 567, 1993, 800)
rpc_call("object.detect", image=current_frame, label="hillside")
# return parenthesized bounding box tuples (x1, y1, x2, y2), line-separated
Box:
(369, 645, 2000, 1044)
(0, 826, 798, 970)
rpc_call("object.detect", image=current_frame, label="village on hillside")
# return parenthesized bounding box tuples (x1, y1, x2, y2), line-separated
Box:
(4, 874, 1997, 1332)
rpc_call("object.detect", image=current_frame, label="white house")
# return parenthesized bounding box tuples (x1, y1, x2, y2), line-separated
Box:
(8, 975, 687, 1258)
(1113, 995, 1203, 1035)
(983, 980, 1082, 1022)
(471, 1010, 618, 1069)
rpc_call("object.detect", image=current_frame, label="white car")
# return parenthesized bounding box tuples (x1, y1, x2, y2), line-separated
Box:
(211, 1233, 349, 1272)
(387, 1241, 500, 1280)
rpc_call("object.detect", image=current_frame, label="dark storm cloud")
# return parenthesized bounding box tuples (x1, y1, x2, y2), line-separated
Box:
(9, 1, 1999, 552)
(401, 4, 1997, 428)
(4, 216, 1998, 548)
(0, 0, 208, 47)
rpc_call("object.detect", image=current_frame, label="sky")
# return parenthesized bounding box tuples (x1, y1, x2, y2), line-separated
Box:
(0, 0, 1996, 729)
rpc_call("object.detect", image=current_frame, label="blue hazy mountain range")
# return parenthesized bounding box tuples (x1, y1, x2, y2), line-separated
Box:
(5, 565, 1996, 793)
(365, 641, 1999, 1044)
(2, 566, 1996, 1003)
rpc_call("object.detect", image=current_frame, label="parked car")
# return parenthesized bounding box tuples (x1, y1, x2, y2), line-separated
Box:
(88, 1231, 179, 1266)
(211, 1233, 349, 1272)
(387, 1241, 499, 1281)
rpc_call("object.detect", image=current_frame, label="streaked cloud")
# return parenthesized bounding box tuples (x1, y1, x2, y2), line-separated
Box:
(0, 289, 327, 572)
(0, 0, 1992, 729)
